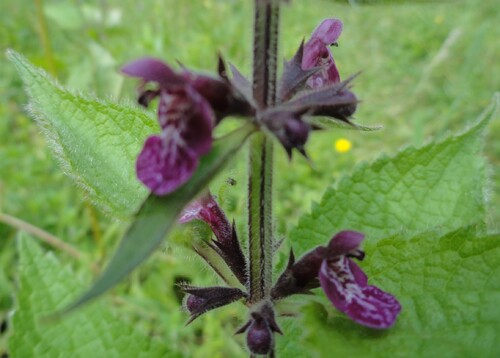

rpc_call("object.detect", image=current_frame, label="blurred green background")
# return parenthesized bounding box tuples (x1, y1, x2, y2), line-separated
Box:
(0, 0, 498, 356)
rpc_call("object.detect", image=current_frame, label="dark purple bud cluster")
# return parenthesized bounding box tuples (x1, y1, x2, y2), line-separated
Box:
(236, 302, 282, 356)
(259, 108, 310, 157)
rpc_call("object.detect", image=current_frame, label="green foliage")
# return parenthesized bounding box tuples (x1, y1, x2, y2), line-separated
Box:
(7, 50, 155, 218)
(290, 94, 498, 256)
(9, 235, 177, 357)
(1, 0, 499, 356)
(276, 95, 499, 356)
(278, 227, 500, 357)
(62, 125, 254, 314)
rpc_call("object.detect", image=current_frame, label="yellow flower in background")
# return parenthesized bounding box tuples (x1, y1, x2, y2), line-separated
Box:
(434, 15, 444, 25)
(334, 138, 352, 153)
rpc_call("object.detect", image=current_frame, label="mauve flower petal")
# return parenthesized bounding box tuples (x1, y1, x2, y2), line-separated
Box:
(348, 259, 368, 287)
(178, 193, 219, 224)
(184, 72, 231, 114)
(157, 88, 214, 156)
(302, 39, 340, 87)
(302, 38, 328, 71)
(181, 91, 214, 156)
(319, 257, 401, 329)
(178, 193, 232, 243)
(121, 58, 184, 87)
(178, 200, 205, 224)
(324, 61, 341, 84)
(136, 135, 198, 195)
(310, 18, 343, 46)
(302, 19, 343, 88)
(327, 230, 365, 257)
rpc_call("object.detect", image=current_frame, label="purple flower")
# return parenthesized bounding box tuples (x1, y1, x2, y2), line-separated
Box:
(179, 192, 232, 244)
(136, 86, 214, 195)
(302, 18, 343, 88)
(272, 231, 401, 329)
(179, 193, 247, 285)
(122, 58, 215, 195)
(319, 231, 401, 329)
(122, 57, 254, 195)
(270, 18, 358, 157)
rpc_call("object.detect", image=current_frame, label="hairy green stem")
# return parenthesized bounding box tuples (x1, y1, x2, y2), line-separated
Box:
(248, 0, 280, 304)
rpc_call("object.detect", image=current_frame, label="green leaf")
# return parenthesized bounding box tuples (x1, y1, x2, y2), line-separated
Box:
(7, 50, 155, 218)
(291, 94, 499, 255)
(58, 124, 254, 315)
(9, 235, 179, 358)
(278, 226, 500, 357)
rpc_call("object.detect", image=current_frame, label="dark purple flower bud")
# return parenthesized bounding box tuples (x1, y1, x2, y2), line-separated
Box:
(302, 19, 343, 88)
(260, 108, 311, 158)
(185, 294, 207, 314)
(319, 231, 401, 329)
(284, 78, 358, 123)
(283, 117, 310, 155)
(236, 302, 281, 356)
(246, 315, 273, 355)
(180, 193, 247, 285)
(272, 246, 326, 300)
(181, 285, 247, 324)
(310, 89, 358, 121)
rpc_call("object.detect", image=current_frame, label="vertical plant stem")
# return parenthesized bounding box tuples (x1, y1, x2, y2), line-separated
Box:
(248, 0, 280, 304)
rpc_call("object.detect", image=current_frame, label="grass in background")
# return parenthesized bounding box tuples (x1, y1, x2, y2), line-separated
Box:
(1, 0, 498, 356)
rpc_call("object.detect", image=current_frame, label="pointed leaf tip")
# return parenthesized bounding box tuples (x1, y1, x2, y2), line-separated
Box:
(7, 50, 158, 217)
